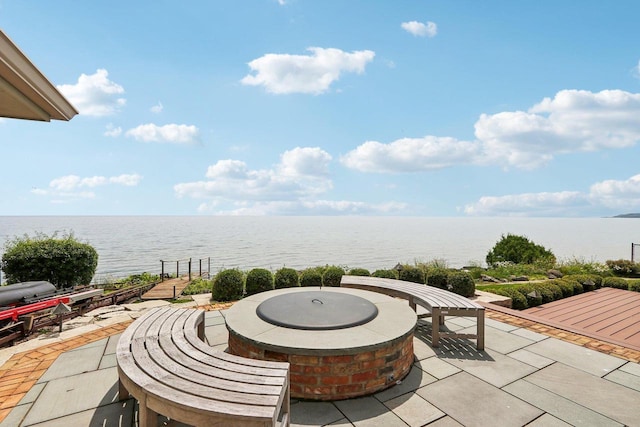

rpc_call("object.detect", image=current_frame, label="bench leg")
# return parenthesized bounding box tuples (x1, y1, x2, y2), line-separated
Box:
(137, 397, 158, 427)
(431, 308, 441, 347)
(476, 311, 485, 351)
(118, 379, 129, 400)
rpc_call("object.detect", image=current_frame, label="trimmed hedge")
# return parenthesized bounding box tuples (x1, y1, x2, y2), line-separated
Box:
(322, 266, 345, 287)
(245, 268, 273, 296)
(274, 267, 299, 289)
(372, 269, 398, 279)
(602, 276, 629, 290)
(446, 271, 475, 297)
(426, 268, 449, 290)
(348, 268, 370, 277)
(212, 269, 244, 302)
(398, 265, 425, 284)
(300, 268, 323, 287)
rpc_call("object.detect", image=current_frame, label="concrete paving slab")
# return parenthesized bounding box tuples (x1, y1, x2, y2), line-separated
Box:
(328, 419, 354, 427)
(290, 401, 344, 426)
(460, 325, 534, 354)
(18, 382, 46, 405)
(121, 300, 170, 311)
(23, 367, 120, 426)
(503, 378, 623, 427)
(83, 305, 125, 317)
(204, 314, 225, 326)
(414, 357, 461, 380)
(374, 365, 436, 402)
(445, 316, 478, 329)
(104, 334, 120, 355)
(383, 393, 445, 427)
(334, 396, 406, 427)
(204, 324, 228, 346)
(25, 399, 135, 427)
(619, 361, 640, 377)
(190, 293, 213, 307)
(443, 348, 537, 388)
(0, 403, 31, 427)
(417, 372, 543, 427)
(427, 416, 464, 426)
(510, 327, 549, 342)
(412, 336, 436, 360)
(37, 344, 105, 383)
(525, 363, 640, 427)
(604, 369, 640, 392)
(484, 317, 519, 332)
(210, 343, 228, 352)
(526, 338, 626, 377)
(66, 337, 106, 352)
(98, 353, 117, 370)
(526, 414, 573, 427)
(507, 349, 555, 369)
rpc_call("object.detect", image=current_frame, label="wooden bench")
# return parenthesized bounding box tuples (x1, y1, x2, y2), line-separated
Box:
(116, 306, 290, 427)
(340, 275, 485, 350)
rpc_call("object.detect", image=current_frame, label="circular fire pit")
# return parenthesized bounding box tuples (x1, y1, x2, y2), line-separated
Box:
(225, 287, 416, 401)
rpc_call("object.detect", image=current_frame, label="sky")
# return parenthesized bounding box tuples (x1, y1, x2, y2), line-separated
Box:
(1, 0, 640, 217)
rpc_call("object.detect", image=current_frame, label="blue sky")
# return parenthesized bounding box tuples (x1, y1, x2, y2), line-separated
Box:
(1, 0, 640, 216)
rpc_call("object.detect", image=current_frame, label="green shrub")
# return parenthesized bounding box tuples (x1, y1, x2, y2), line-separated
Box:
(605, 259, 640, 277)
(274, 267, 299, 289)
(398, 265, 425, 284)
(372, 269, 398, 279)
(486, 234, 555, 267)
(322, 266, 345, 287)
(565, 274, 601, 291)
(300, 268, 323, 287)
(602, 276, 629, 290)
(245, 268, 273, 296)
(490, 287, 528, 310)
(426, 268, 449, 289)
(628, 280, 640, 292)
(551, 279, 574, 298)
(211, 269, 244, 302)
(348, 268, 370, 277)
(447, 271, 475, 297)
(182, 277, 212, 295)
(1, 232, 98, 288)
(557, 258, 609, 276)
(538, 282, 563, 302)
(513, 284, 543, 308)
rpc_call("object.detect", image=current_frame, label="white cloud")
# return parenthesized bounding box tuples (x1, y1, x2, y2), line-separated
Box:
(196, 200, 407, 216)
(150, 102, 163, 113)
(57, 69, 126, 116)
(125, 123, 200, 144)
(279, 147, 332, 177)
(464, 173, 640, 216)
(241, 47, 375, 94)
(401, 21, 437, 38)
(343, 89, 640, 173)
(33, 173, 142, 200)
(104, 124, 122, 137)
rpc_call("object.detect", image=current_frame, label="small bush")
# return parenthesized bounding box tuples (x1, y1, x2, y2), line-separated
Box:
(551, 279, 574, 298)
(323, 266, 345, 287)
(398, 265, 425, 284)
(628, 280, 640, 292)
(602, 276, 629, 290)
(426, 268, 449, 289)
(245, 268, 273, 296)
(348, 268, 370, 277)
(513, 284, 543, 308)
(212, 269, 244, 302)
(486, 234, 556, 267)
(300, 268, 323, 287)
(447, 271, 475, 297)
(181, 277, 212, 295)
(372, 269, 398, 279)
(490, 287, 528, 310)
(605, 259, 640, 277)
(538, 282, 563, 302)
(565, 274, 601, 291)
(557, 258, 609, 276)
(274, 267, 299, 289)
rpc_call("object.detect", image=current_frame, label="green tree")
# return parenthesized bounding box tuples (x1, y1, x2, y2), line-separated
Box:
(486, 234, 555, 267)
(1, 232, 98, 288)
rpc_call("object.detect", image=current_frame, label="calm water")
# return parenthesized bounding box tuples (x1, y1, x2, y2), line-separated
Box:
(0, 216, 638, 282)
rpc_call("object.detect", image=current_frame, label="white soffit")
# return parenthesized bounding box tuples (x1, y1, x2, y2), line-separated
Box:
(0, 29, 78, 121)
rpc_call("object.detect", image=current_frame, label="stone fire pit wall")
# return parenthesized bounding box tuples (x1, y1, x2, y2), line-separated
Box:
(228, 330, 414, 400)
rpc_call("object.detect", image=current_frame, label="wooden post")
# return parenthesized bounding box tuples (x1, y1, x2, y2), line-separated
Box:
(188, 258, 192, 281)
(199, 258, 202, 277)
(633, 243, 635, 263)
(176, 261, 179, 279)
(173, 286, 176, 299)
(208, 257, 211, 278)
(160, 260, 165, 282)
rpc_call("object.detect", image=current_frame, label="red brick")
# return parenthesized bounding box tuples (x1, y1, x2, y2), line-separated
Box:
(360, 358, 385, 370)
(291, 374, 318, 385)
(321, 375, 350, 385)
(336, 383, 363, 395)
(322, 355, 353, 364)
(331, 363, 360, 375)
(304, 365, 331, 374)
(354, 351, 376, 361)
(352, 370, 379, 383)
(291, 355, 319, 365)
(304, 386, 332, 396)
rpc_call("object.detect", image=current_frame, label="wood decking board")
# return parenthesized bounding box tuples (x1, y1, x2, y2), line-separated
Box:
(523, 288, 640, 350)
(141, 277, 193, 300)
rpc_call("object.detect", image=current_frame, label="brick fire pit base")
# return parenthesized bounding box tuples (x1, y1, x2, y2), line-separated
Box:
(224, 287, 417, 401)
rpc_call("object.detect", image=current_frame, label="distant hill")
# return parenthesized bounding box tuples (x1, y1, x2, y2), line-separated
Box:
(613, 213, 640, 218)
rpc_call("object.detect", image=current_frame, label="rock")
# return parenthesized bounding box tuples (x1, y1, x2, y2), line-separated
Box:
(481, 274, 501, 283)
(547, 269, 563, 279)
(511, 276, 529, 282)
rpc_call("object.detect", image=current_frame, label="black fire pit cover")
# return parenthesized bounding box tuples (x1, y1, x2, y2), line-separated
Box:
(256, 291, 378, 330)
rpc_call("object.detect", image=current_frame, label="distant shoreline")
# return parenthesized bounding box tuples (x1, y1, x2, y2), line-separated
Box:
(613, 213, 640, 218)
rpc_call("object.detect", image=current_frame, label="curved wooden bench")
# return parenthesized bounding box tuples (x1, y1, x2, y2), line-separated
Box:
(341, 275, 485, 350)
(116, 306, 290, 427)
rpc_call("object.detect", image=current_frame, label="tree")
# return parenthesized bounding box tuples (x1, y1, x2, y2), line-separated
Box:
(1, 232, 98, 288)
(486, 234, 555, 267)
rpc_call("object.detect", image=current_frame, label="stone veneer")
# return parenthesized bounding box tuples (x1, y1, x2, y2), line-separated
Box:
(228, 329, 414, 400)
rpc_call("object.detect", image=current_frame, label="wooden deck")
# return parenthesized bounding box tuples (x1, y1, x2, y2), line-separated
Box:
(141, 276, 194, 300)
(523, 288, 640, 351)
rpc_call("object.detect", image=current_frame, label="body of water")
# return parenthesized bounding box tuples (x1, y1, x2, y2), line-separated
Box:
(0, 216, 638, 282)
